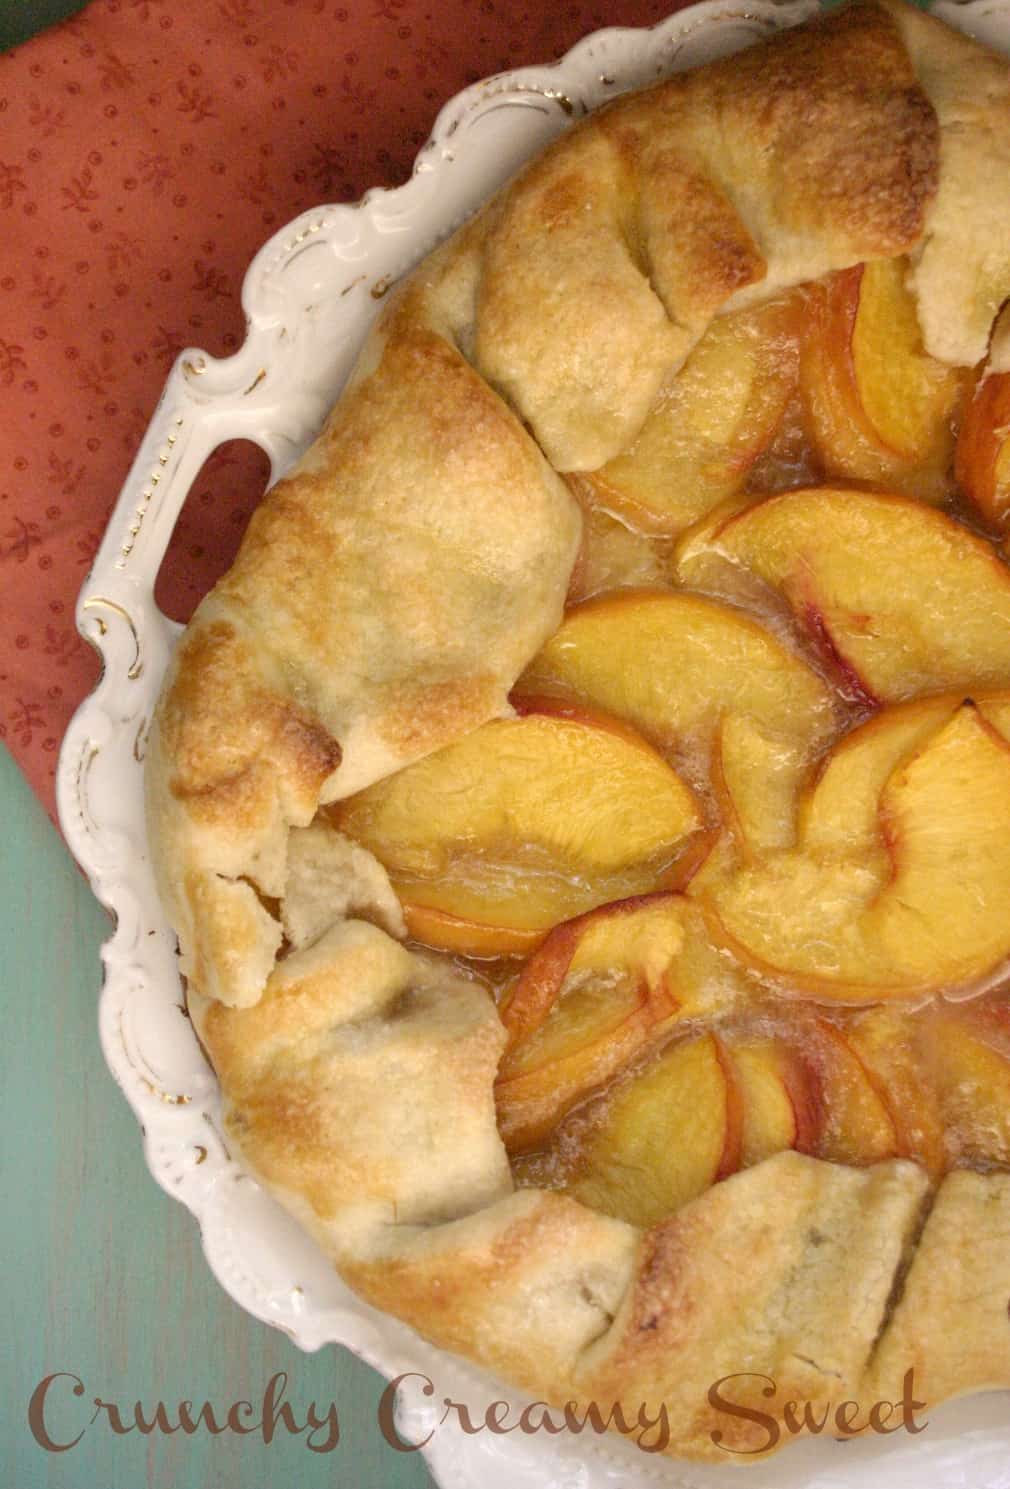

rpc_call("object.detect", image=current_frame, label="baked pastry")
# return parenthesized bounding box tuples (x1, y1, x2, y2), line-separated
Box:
(146, 0, 1010, 1462)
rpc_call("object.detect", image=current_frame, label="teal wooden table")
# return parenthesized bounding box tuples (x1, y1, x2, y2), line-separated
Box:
(0, 740, 435, 1489)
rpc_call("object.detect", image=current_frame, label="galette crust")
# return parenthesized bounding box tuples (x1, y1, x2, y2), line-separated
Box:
(865, 1169, 1010, 1409)
(147, 0, 1010, 1461)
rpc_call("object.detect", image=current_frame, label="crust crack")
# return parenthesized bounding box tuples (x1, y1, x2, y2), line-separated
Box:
(862, 1176, 939, 1374)
(790, 1351, 842, 1382)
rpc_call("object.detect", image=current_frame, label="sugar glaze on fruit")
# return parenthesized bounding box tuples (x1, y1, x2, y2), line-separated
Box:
(336, 256, 1010, 1226)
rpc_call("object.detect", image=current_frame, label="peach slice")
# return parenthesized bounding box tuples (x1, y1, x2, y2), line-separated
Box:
(799, 692, 1010, 859)
(708, 703, 1010, 997)
(521, 588, 838, 852)
(573, 1033, 741, 1227)
(337, 705, 702, 956)
(563, 501, 667, 607)
(919, 1006, 1010, 1165)
(675, 487, 1010, 703)
(401, 903, 544, 958)
(495, 894, 687, 1151)
(730, 1039, 819, 1168)
(714, 712, 820, 860)
(799, 696, 960, 860)
(801, 259, 965, 501)
(806, 1021, 898, 1167)
(496, 993, 674, 1155)
(499, 893, 683, 1053)
(848, 1006, 946, 1175)
(956, 370, 1010, 528)
(572, 294, 801, 534)
(495, 893, 750, 1152)
(861, 704, 1010, 985)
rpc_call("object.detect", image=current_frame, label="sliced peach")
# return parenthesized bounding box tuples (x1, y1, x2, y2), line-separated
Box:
(702, 717, 806, 885)
(564, 500, 667, 606)
(683, 819, 739, 902)
(495, 893, 744, 1152)
(956, 370, 1010, 528)
(799, 691, 1010, 860)
(801, 259, 965, 500)
(496, 997, 676, 1155)
(337, 705, 702, 955)
(715, 712, 820, 859)
(779, 1045, 821, 1156)
(850, 260, 966, 463)
(745, 380, 821, 497)
(708, 703, 1010, 997)
(572, 294, 801, 534)
(806, 1021, 898, 1167)
(667, 493, 781, 615)
(863, 704, 1010, 984)
(573, 1033, 740, 1226)
(498, 892, 684, 1055)
(521, 588, 838, 853)
(522, 589, 836, 755)
(732, 1043, 795, 1166)
(730, 1039, 818, 1167)
(675, 487, 1010, 703)
(799, 696, 960, 860)
(848, 1006, 946, 1175)
(403, 903, 545, 958)
(919, 1005, 1010, 1164)
(706, 852, 884, 997)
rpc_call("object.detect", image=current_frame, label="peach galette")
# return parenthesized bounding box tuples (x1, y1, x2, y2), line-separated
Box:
(147, 0, 1010, 1465)
(339, 553, 1010, 1182)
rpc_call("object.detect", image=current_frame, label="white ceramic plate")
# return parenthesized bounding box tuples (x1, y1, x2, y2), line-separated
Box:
(57, 4, 1010, 1485)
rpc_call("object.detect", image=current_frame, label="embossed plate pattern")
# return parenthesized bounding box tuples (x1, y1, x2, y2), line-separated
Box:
(57, 3, 1010, 1485)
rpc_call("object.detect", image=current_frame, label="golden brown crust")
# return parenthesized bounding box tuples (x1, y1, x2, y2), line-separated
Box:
(340, 1155, 928, 1462)
(634, 148, 767, 328)
(147, 265, 582, 1003)
(475, 0, 938, 471)
(340, 1189, 639, 1400)
(146, 0, 1010, 1462)
(890, 0, 1010, 364)
(865, 1169, 1010, 1407)
(580, 1156, 930, 1460)
(193, 919, 512, 1233)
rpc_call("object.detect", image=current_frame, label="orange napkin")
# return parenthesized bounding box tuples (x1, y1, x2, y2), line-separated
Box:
(0, 0, 684, 824)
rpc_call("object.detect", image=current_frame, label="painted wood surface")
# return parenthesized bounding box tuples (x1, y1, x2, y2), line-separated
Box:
(0, 741, 435, 1489)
